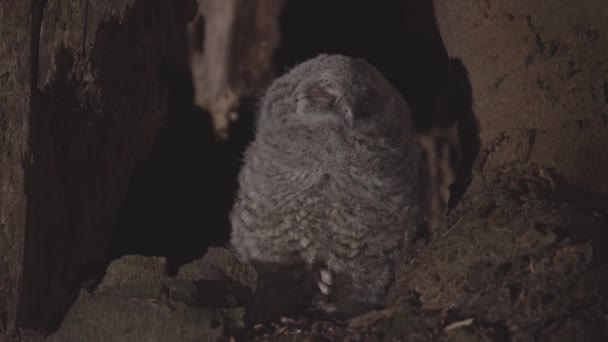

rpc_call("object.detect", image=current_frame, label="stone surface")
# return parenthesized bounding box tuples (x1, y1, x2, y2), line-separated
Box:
(48, 253, 251, 341)
(177, 247, 257, 290)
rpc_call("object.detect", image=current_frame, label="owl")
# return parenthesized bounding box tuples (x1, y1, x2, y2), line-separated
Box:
(230, 54, 421, 320)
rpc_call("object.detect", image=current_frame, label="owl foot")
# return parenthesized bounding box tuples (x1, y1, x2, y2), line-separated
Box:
(317, 269, 333, 295)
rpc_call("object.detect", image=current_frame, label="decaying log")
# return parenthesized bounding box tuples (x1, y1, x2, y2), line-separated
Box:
(189, 0, 286, 139)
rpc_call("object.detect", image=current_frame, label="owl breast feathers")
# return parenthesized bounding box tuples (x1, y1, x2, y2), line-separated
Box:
(230, 54, 421, 316)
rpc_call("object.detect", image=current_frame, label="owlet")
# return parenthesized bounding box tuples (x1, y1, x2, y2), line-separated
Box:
(230, 54, 421, 319)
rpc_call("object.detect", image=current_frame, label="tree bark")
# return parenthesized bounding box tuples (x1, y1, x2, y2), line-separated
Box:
(189, 0, 285, 139)
(0, 0, 34, 331)
(3, 0, 197, 331)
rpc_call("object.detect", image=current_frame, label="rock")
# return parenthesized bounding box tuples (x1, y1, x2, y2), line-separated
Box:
(47, 290, 245, 342)
(177, 247, 257, 290)
(48, 251, 253, 341)
(96, 256, 169, 297)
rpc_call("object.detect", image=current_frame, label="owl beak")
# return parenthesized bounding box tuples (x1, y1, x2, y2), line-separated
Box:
(337, 98, 354, 125)
(344, 107, 354, 126)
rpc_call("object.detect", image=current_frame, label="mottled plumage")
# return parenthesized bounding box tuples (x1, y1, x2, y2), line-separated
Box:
(230, 54, 421, 318)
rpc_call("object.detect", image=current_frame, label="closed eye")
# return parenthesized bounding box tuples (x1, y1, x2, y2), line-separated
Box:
(306, 84, 337, 108)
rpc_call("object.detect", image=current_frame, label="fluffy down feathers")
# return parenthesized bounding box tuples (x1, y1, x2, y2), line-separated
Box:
(230, 54, 421, 317)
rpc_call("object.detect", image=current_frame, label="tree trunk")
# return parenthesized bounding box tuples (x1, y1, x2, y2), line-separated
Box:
(0, 0, 34, 331)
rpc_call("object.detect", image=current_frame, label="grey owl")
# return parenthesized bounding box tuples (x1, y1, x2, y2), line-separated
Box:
(230, 54, 421, 319)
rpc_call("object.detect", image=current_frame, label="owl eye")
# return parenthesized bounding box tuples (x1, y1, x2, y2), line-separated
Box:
(340, 103, 352, 116)
(306, 84, 336, 108)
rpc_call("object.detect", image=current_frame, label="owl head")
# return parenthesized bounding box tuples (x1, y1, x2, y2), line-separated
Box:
(257, 55, 410, 135)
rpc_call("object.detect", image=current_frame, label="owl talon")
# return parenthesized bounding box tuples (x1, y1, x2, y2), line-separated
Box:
(320, 269, 332, 286)
(317, 269, 333, 295)
(318, 281, 330, 295)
